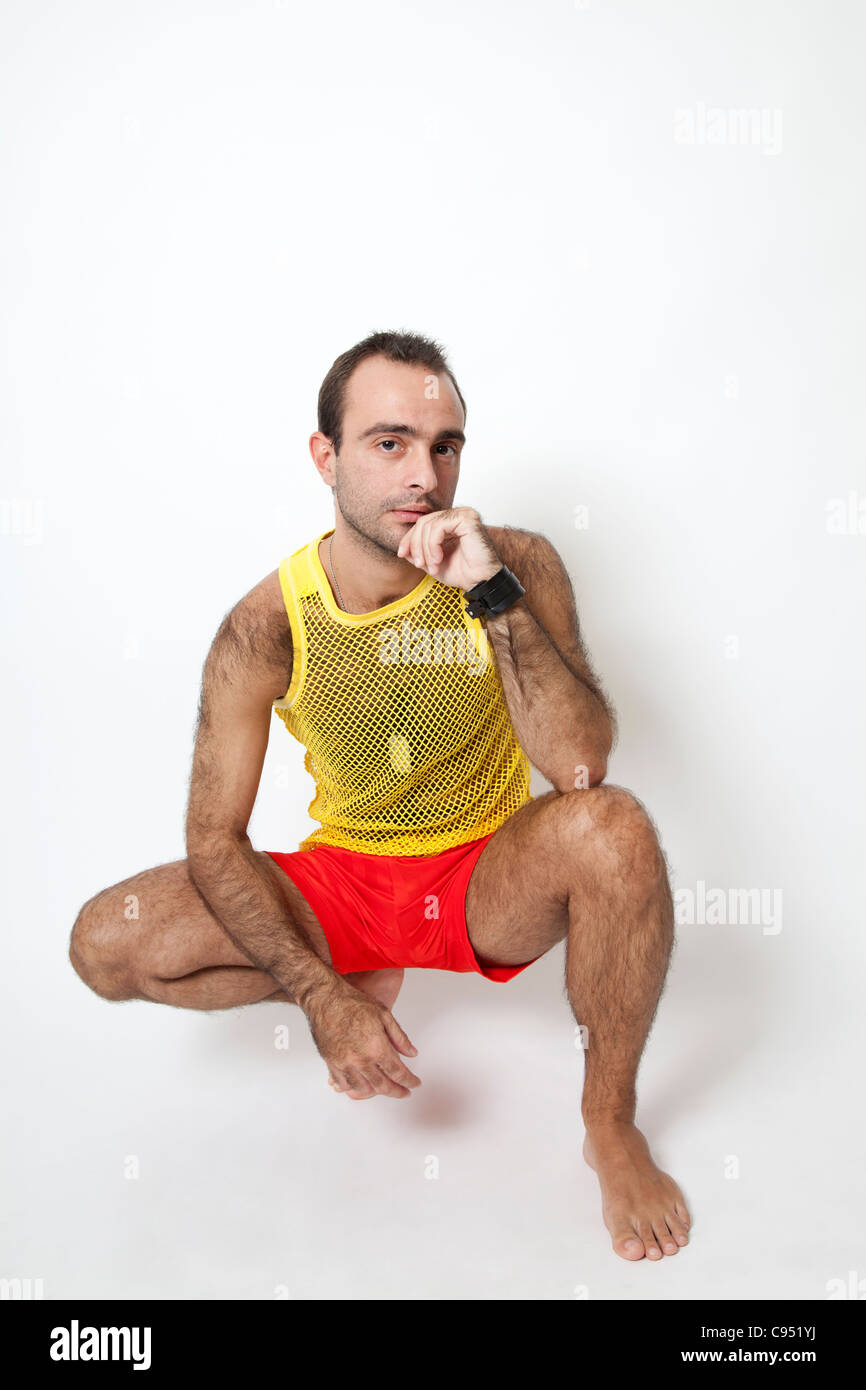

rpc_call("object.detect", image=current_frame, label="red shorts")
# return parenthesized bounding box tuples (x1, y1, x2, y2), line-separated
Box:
(264, 833, 541, 982)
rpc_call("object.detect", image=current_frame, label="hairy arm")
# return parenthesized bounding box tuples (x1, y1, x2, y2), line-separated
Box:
(485, 527, 617, 792)
(184, 575, 343, 1013)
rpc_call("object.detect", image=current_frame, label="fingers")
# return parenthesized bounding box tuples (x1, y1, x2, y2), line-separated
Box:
(332, 1058, 420, 1100)
(399, 516, 443, 573)
(419, 521, 443, 572)
(368, 1064, 412, 1099)
(332, 1064, 376, 1099)
(333, 1063, 408, 1100)
(383, 1011, 418, 1058)
(396, 526, 415, 563)
(326, 1007, 422, 1101)
(353, 1047, 421, 1098)
(401, 523, 427, 571)
(419, 526, 433, 571)
(375, 1059, 420, 1095)
(330, 1040, 421, 1101)
(329, 1070, 372, 1098)
(380, 1015, 421, 1088)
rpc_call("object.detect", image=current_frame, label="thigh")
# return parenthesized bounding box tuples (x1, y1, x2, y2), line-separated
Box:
(256, 849, 333, 966)
(464, 785, 648, 966)
(463, 791, 572, 966)
(79, 850, 333, 980)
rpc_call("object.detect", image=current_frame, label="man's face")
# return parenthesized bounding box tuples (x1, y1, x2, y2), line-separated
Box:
(323, 354, 466, 555)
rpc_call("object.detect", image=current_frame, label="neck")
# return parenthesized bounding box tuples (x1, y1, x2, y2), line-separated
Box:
(322, 517, 426, 614)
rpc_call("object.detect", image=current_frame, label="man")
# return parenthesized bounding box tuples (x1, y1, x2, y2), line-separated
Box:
(70, 330, 691, 1263)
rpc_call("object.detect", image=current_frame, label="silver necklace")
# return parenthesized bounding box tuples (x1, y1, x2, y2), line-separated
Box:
(327, 533, 347, 610)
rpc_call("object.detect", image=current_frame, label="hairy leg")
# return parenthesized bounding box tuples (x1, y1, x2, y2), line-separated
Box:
(464, 785, 691, 1261)
(68, 852, 401, 1015)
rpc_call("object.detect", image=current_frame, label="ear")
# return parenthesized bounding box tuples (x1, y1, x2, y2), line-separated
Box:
(309, 431, 337, 487)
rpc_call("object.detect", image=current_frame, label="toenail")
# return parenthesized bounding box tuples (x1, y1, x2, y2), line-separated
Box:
(625, 1239, 641, 1250)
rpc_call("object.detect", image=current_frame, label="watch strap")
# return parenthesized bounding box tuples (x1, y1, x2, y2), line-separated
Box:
(464, 564, 526, 619)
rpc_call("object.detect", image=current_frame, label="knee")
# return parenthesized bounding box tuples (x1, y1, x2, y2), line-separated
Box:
(556, 784, 666, 887)
(69, 895, 136, 1001)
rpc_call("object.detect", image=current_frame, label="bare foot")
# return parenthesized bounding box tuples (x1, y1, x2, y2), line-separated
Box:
(326, 968, 405, 1099)
(583, 1120, 691, 1261)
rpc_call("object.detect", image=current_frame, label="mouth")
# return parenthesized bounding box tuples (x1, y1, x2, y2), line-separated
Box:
(389, 507, 432, 522)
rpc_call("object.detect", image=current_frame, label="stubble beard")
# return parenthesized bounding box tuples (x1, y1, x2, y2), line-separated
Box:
(333, 466, 431, 561)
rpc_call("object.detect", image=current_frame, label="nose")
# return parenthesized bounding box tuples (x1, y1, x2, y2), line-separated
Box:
(398, 443, 439, 495)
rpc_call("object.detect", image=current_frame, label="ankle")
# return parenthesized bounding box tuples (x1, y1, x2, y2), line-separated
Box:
(582, 1108, 637, 1133)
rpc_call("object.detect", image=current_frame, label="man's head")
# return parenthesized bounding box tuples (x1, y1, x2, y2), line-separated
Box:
(311, 330, 467, 557)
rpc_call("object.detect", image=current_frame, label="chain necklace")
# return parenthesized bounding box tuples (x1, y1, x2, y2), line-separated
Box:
(327, 533, 347, 611)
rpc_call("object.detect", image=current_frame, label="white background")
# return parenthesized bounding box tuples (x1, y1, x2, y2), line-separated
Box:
(2, 0, 864, 1300)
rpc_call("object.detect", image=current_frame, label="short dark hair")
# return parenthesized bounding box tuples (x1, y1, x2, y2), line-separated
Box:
(317, 329, 467, 456)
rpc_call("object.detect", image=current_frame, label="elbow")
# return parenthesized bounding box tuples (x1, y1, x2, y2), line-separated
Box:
(186, 842, 214, 889)
(186, 830, 247, 884)
(550, 755, 608, 794)
(549, 710, 615, 794)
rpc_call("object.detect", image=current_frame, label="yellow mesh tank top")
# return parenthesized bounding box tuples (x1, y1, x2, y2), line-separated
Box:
(272, 527, 533, 855)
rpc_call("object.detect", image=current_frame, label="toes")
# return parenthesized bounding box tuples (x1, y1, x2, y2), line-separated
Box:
(637, 1222, 662, 1259)
(674, 1201, 691, 1231)
(667, 1209, 690, 1246)
(612, 1229, 645, 1261)
(612, 1214, 686, 1261)
(653, 1217, 679, 1255)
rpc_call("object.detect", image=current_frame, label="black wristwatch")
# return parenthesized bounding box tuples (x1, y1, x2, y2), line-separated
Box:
(464, 564, 526, 620)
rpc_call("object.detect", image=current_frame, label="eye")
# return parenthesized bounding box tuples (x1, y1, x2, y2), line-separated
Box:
(436, 444, 459, 457)
(378, 438, 400, 452)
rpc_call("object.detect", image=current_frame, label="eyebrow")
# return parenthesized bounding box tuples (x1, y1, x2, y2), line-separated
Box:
(358, 422, 466, 445)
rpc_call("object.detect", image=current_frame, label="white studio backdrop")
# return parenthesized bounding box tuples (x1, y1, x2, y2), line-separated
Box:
(1, 0, 864, 1300)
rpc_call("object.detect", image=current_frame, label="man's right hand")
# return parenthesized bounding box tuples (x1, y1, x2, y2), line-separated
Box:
(303, 981, 422, 1100)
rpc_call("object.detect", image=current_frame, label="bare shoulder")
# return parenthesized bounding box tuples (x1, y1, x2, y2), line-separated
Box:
(203, 568, 293, 707)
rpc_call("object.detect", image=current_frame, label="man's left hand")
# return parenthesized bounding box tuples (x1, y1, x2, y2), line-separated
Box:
(396, 507, 502, 591)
